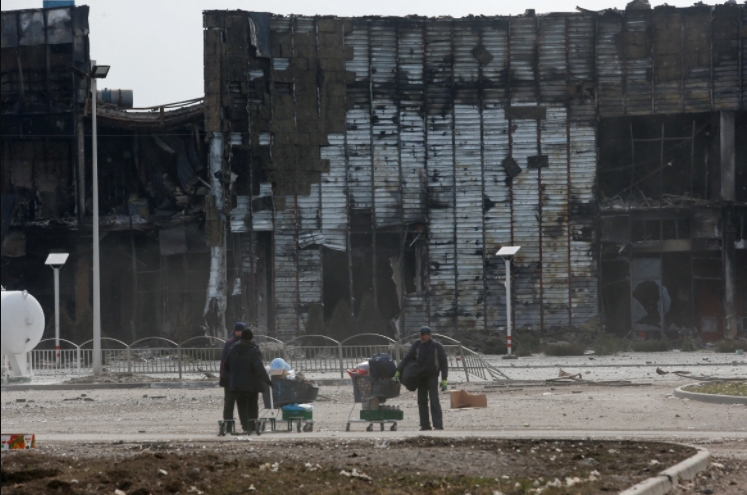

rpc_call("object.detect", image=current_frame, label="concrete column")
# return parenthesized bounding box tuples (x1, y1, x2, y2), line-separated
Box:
(76, 117, 86, 220)
(723, 209, 737, 339)
(720, 111, 737, 339)
(204, 132, 227, 339)
(720, 111, 735, 202)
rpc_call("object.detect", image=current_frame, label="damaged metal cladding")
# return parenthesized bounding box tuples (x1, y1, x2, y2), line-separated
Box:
(203, 4, 745, 341)
(205, 5, 746, 342)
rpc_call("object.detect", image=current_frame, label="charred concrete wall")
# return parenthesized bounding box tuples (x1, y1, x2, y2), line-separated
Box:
(205, 4, 746, 340)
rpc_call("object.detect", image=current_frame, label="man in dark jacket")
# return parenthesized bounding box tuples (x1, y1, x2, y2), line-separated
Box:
(219, 322, 245, 422)
(225, 328, 272, 433)
(395, 326, 448, 431)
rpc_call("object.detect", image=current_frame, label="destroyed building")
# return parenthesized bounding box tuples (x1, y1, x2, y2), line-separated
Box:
(1, 3, 745, 345)
(202, 3, 746, 342)
(1, 4, 211, 343)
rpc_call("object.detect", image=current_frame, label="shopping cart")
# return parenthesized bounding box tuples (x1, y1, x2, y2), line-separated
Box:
(346, 374, 402, 432)
(256, 376, 319, 434)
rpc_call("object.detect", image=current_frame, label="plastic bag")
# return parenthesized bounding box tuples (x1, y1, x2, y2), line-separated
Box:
(270, 358, 292, 371)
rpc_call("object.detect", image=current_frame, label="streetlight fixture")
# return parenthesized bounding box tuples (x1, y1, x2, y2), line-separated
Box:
(70, 62, 109, 375)
(496, 246, 521, 359)
(90, 62, 109, 376)
(91, 65, 110, 78)
(45, 253, 69, 362)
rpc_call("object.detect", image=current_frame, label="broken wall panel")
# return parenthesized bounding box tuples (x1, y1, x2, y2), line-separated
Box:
(540, 107, 571, 327)
(596, 14, 625, 117)
(682, 7, 712, 113)
(320, 134, 347, 250)
(653, 9, 683, 114)
(569, 120, 599, 324)
(273, 204, 300, 338)
(481, 19, 511, 332)
(625, 10, 654, 115)
(712, 4, 742, 110)
(346, 21, 373, 210)
(398, 19, 427, 225)
(424, 18, 457, 334)
(371, 20, 401, 229)
(454, 20, 484, 331)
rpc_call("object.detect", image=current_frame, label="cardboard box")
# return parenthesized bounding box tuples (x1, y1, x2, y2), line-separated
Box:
(269, 369, 287, 378)
(449, 390, 488, 409)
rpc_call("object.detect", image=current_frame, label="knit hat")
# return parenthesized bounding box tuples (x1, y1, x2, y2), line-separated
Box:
(420, 326, 432, 335)
(240, 328, 254, 341)
(234, 322, 247, 333)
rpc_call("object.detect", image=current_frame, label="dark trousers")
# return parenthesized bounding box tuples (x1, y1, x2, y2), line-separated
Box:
(234, 392, 260, 432)
(222, 386, 237, 420)
(417, 374, 443, 429)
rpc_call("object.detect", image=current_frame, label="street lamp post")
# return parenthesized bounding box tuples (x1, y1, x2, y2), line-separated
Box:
(496, 246, 521, 359)
(45, 253, 70, 363)
(90, 64, 110, 376)
(70, 63, 109, 375)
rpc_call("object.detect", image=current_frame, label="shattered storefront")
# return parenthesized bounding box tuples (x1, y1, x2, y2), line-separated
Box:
(204, 4, 746, 341)
(1, 5, 216, 343)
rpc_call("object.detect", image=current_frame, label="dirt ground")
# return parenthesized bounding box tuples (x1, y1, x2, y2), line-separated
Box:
(2, 372, 746, 493)
(1, 438, 696, 495)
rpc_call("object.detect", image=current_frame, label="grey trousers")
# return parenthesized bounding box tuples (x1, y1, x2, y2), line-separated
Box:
(417, 374, 443, 429)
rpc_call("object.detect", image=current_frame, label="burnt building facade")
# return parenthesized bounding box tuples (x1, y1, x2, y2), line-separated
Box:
(203, 3, 746, 341)
(1, 5, 214, 343)
(2, 3, 745, 346)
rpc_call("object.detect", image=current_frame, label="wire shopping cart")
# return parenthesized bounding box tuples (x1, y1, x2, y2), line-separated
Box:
(346, 374, 402, 432)
(257, 376, 320, 434)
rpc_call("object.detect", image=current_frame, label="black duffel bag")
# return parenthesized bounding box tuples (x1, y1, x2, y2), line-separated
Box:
(401, 360, 429, 392)
(369, 353, 397, 380)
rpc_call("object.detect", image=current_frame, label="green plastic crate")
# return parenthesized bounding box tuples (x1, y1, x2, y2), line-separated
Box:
(359, 409, 403, 421)
(282, 410, 313, 421)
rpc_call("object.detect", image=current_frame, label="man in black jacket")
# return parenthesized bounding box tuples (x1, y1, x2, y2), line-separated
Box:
(395, 326, 448, 431)
(219, 322, 245, 422)
(225, 328, 272, 433)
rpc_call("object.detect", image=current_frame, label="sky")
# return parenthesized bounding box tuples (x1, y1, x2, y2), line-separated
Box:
(4, 0, 730, 107)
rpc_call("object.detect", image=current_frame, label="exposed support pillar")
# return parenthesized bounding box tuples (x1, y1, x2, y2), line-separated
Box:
(204, 132, 228, 340)
(720, 111, 737, 339)
(76, 117, 86, 221)
(720, 111, 735, 202)
(723, 210, 737, 339)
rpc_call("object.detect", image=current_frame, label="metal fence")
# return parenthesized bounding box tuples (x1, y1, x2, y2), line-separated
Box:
(27, 333, 492, 381)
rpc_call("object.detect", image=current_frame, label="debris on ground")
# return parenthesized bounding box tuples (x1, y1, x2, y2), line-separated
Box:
(0, 439, 697, 495)
(64, 373, 180, 384)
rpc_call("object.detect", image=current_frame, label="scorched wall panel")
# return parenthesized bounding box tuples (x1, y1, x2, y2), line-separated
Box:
(211, 6, 745, 339)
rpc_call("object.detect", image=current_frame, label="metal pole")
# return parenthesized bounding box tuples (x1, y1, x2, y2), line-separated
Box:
(338, 343, 344, 380)
(54, 267, 60, 363)
(459, 344, 469, 383)
(92, 76, 102, 376)
(505, 257, 512, 356)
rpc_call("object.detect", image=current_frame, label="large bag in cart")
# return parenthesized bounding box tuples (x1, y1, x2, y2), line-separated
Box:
(368, 353, 396, 380)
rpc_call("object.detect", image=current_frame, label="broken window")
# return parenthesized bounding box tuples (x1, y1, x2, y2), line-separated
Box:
(598, 113, 718, 206)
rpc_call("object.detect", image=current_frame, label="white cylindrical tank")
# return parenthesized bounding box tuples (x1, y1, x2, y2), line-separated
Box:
(1, 290, 46, 356)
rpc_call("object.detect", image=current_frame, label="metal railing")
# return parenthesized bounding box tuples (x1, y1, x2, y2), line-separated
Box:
(27, 333, 492, 381)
